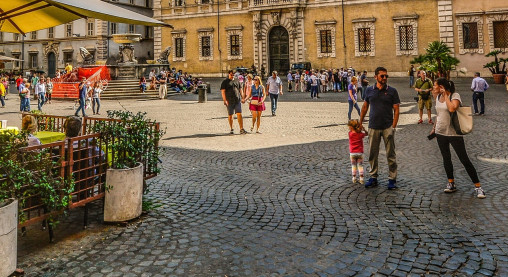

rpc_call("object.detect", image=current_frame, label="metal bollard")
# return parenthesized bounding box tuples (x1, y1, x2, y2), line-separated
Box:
(198, 85, 207, 103)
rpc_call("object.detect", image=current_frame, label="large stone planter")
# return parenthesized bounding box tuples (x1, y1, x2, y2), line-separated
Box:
(492, 73, 506, 84)
(0, 199, 18, 277)
(104, 164, 144, 222)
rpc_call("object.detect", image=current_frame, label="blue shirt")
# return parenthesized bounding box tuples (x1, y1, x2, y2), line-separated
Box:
(471, 77, 489, 92)
(364, 85, 400, 130)
(251, 85, 264, 97)
(79, 83, 88, 99)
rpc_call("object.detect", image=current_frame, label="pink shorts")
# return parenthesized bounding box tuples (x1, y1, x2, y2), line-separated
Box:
(249, 96, 265, 111)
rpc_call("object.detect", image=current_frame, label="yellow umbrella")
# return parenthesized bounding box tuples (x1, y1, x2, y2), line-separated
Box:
(0, 0, 171, 35)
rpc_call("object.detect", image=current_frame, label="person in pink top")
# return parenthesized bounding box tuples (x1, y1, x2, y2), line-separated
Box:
(348, 119, 368, 184)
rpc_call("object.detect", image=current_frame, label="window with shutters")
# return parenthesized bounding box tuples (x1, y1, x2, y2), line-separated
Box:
(201, 36, 211, 57)
(493, 21, 508, 49)
(31, 31, 37, 40)
(48, 27, 54, 39)
(230, 35, 240, 56)
(358, 28, 371, 52)
(399, 25, 413, 50)
(320, 30, 332, 53)
(65, 23, 72, 37)
(462, 22, 479, 49)
(175, 38, 184, 58)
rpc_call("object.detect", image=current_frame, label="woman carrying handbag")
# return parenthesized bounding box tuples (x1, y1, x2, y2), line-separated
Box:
(429, 78, 485, 199)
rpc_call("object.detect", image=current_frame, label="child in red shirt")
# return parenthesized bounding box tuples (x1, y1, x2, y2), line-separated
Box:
(348, 119, 367, 184)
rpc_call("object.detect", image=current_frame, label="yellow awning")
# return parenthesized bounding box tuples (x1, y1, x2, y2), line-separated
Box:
(0, 0, 171, 35)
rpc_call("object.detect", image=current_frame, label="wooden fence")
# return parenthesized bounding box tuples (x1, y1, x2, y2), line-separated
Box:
(12, 114, 161, 241)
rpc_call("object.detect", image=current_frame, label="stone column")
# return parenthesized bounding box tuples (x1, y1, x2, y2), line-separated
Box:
(438, 0, 454, 52)
(153, 0, 163, 59)
(95, 19, 109, 61)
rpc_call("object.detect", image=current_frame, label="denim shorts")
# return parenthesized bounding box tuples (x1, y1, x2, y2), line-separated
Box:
(227, 101, 242, 115)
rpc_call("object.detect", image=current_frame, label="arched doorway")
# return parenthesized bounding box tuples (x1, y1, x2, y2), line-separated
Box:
(268, 26, 289, 75)
(47, 52, 56, 77)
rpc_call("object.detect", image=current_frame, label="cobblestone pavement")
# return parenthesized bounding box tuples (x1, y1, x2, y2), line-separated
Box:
(11, 78, 508, 276)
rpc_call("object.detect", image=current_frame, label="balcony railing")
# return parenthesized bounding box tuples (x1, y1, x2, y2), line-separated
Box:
(250, 0, 300, 7)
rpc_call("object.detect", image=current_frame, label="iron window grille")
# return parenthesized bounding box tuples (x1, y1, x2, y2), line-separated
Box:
(201, 36, 211, 57)
(493, 21, 508, 49)
(320, 30, 332, 53)
(463, 22, 479, 49)
(358, 28, 371, 52)
(175, 38, 184, 58)
(201, 0, 210, 4)
(230, 35, 240, 56)
(399, 25, 413, 51)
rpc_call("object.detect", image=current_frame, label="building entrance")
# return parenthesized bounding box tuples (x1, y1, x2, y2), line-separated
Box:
(47, 52, 56, 77)
(268, 26, 289, 74)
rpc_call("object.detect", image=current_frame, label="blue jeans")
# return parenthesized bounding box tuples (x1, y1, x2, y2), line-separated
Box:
(310, 86, 318, 98)
(92, 97, 101, 114)
(23, 98, 30, 112)
(409, 76, 414, 87)
(334, 82, 341, 91)
(348, 100, 361, 120)
(0, 96, 4, 107)
(38, 94, 45, 111)
(361, 86, 368, 100)
(269, 93, 279, 114)
(472, 91, 485, 114)
(75, 97, 86, 116)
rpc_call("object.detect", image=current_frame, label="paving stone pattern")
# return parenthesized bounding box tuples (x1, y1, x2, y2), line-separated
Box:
(16, 78, 508, 276)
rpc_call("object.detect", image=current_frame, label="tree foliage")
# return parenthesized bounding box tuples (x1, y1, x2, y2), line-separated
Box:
(410, 41, 460, 80)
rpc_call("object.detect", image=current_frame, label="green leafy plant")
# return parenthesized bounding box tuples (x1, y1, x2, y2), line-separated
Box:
(0, 132, 74, 223)
(92, 111, 165, 189)
(411, 41, 460, 80)
(483, 50, 507, 74)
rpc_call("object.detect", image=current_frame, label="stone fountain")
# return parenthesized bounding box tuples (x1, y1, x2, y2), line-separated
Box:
(112, 33, 142, 79)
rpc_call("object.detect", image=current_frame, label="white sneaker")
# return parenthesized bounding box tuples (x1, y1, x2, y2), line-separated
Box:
(475, 187, 486, 199)
(444, 182, 457, 193)
(352, 176, 357, 184)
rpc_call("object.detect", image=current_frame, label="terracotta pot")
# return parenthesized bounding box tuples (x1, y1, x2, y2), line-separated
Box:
(492, 73, 506, 84)
(104, 163, 144, 222)
(0, 199, 18, 277)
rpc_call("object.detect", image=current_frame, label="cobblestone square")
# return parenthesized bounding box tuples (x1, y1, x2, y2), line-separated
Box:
(6, 77, 508, 276)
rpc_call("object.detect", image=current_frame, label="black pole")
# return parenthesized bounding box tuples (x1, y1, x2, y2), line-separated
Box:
(342, 0, 346, 66)
(21, 35, 25, 73)
(217, 0, 222, 77)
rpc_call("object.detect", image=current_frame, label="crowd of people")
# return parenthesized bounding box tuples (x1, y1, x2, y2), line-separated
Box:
(142, 68, 204, 99)
(219, 66, 489, 199)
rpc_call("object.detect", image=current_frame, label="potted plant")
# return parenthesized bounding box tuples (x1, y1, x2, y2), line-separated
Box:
(483, 50, 507, 84)
(93, 111, 164, 222)
(0, 132, 73, 276)
(410, 41, 460, 80)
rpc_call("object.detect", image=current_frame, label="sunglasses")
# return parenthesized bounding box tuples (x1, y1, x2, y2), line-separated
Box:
(379, 74, 389, 79)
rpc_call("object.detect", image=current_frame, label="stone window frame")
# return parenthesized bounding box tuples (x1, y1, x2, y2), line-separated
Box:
(353, 18, 376, 57)
(456, 12, 484, 55)
(171, 29, 187, 62)
(197, 28, 214, 61)
(486, 10, 508, 52)
(393, 15, 418, 56)
(226, 26, 243, 60)
(315, 20, 336, 58)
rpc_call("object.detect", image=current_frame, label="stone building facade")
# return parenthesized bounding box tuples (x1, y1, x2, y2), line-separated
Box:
(0, 0, 155, 77)
(155, 0, 445, 76)
(440, 0, 508, 76)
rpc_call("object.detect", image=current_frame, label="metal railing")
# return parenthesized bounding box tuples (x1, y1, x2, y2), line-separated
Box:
(250, 0, 296, 7)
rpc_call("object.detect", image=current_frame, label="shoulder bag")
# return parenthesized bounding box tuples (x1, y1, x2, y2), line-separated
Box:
(448, 94, 473, 135)
(250, 85, 263, 105)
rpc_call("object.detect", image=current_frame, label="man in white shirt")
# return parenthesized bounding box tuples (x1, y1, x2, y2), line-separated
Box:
(310, 72, 319, 99)
(266, 71, 283, 116)
(287, 72, 293, 92)
(35, 77, 46, 111)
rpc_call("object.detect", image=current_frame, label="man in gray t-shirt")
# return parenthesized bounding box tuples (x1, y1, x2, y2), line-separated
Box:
(266, 71, 283, 116)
